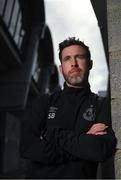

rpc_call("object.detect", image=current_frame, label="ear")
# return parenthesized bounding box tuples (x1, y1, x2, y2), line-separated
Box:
(59, 65, 62, 74)
(89, 60, 93, 70)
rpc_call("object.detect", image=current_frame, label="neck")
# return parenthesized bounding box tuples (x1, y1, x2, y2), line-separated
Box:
(66, 81, 88, 89)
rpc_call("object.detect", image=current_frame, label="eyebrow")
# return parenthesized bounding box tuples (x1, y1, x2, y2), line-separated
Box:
(62, 53, 87, 60)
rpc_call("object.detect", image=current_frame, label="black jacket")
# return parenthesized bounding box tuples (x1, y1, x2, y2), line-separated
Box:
(20, 83, 116, 179)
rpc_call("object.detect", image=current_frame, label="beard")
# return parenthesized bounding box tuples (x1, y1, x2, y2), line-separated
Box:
(63, 69, 89, 87)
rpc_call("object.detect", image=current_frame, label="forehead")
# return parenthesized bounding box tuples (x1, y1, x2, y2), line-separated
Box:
(61, 45, 86, 57)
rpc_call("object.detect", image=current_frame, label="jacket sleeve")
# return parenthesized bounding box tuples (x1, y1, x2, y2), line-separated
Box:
(20, 96, 75, 164)
(43, 97, 117, 162)
(44, 127, 116, 162)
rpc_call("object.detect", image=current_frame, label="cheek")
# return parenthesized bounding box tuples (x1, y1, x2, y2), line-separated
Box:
(78, 62, 89, 71)
(61, 63, 71, 74)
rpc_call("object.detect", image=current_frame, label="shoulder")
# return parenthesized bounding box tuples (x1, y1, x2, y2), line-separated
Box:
(48, 89, 62, 103)
(91, 90, 107, 99)
(24, 94, 49, 115)
(89, 91, 109, 107)
(30, 90, 62, 108)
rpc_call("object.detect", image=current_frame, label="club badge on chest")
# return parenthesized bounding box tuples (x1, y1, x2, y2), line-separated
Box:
(83, 105, 96, 122)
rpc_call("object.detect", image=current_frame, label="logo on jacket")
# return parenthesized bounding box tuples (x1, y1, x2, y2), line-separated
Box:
(83, 105, 96, 121)
(48, 106, 58, 119)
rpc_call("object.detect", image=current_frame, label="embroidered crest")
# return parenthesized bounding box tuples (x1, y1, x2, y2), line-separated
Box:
(83, 105, 96, 121)
(48, 106, 58, 119)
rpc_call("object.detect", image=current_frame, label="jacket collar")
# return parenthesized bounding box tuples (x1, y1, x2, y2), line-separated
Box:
(63, 82, 91, 94)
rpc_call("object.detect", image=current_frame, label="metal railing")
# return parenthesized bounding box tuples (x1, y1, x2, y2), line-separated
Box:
(0, 0, 24, 49)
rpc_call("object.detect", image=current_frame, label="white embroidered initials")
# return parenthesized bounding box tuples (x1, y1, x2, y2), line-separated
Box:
(48, 106, 58, 119)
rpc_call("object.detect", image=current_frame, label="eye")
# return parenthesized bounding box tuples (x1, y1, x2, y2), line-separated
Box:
(62, 56, 71, 62)
(76, 54, 86, 60)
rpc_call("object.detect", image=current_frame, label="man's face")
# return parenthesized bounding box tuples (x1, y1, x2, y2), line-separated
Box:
(59, 45, 92, 87)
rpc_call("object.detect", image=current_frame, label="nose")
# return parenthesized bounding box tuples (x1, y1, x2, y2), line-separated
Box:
(71, 58, 78, 67)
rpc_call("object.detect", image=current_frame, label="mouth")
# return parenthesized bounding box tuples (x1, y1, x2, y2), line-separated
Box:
(69, 68, 81, 74)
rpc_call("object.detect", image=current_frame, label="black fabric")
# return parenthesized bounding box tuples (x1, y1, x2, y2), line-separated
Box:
(20, 83, 116, 179)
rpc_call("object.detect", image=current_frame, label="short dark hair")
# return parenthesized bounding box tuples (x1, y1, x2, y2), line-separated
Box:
(59, 37, 91, 62)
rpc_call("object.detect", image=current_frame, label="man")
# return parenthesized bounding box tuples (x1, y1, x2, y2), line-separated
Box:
(20, 37, 116, 179)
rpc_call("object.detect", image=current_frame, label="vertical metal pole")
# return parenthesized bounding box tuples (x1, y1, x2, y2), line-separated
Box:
(13, 8, 21, 39)
(7, 0, 16, 29)
(2, 0, 8, 18)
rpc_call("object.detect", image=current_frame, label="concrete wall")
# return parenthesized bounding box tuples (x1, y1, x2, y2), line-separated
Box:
(107, 0, 121, 178)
